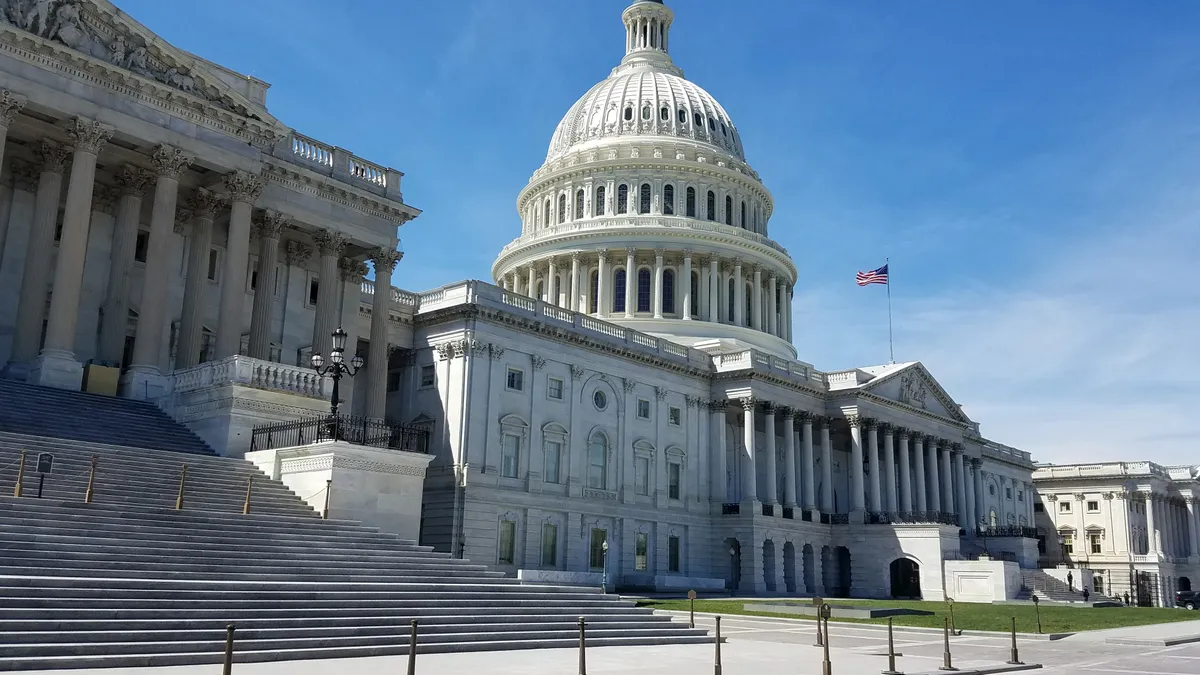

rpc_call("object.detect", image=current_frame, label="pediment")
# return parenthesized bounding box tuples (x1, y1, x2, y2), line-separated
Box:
(861, 362, 972, 425)
(0, 0, 282, 127)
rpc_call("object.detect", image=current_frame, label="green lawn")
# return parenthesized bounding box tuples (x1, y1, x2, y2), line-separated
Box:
(635, 598, 1198, 634)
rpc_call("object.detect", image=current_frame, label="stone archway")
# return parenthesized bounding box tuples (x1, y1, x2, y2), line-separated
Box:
(783, 542, 797, 594)
(763, 540, 778, 593)
(1180, 576, 1192, 592)
(802, 543, 816, 594)
(890, 558, 922, 599)
(834, 546, 852, 597)
(820, 545, 833, 596)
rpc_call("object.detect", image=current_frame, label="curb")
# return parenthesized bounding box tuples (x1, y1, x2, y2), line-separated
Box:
(653, 609, 1072, 640)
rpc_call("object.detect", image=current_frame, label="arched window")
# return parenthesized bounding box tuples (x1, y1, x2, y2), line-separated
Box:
(662, 270, 675, 314)
(624, 106, 633, 122)
(727, 277, 735, 321)
(725, 196, 733, 226)
(706, 191, 716, 221)
(690, 271, 700, 316)
(637, 268, 651, 312)
(554, 277, 561, 305)
(708, 116, 716, 132)
(686, 187, 696, 217)
(543, 199, 550, 228)
(642, 105, 651, 121)
(558, 194, 566, 224)
(575, 189, 585, 220)
(537, 280, 545, 301)
(741, 201, 746, 229)
(721, 122, 727, 137)
(693, 112, 702, 128)
(590, 271, 599, 314)
(639, 183, 651, 214)
(660, 107, 669, 121)
(596, 186, 606, 216)
(663, 184, 674, 215)
(587, 432, 608, 490)
(678, 109, 687, 124)
(617, 184, 628, 214)
(745, 285, 752, 326)
(613, 269, 627, 313)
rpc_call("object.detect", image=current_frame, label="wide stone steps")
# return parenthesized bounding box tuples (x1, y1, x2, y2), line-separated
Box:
(0, 613, 677, 632)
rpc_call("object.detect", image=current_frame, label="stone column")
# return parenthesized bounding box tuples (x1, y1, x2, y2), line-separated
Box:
(912, 434, 928, 512)
(682, 251, 692, 320)
(526, 265, 536, 300)
(972, 460, 984, 526)
(1188, 498, 1200, 560)
(247, 211, 288, 360)
(767, 273, 778, 336)
(819, 417, 833, 512)
(782, 284, 791, 342)
(698, 256, 709, 321)
(953, 446, 968, 527)
(940, 442, 955, 516)
(781, 408, 796, 508)
(897, 430, 912, 512)
(570, 253, 581, 312)
(310, 230, 347, 359)
(1146, 493, 1160, 556)
(740, 398, 757, 505)
(848, 416, 865, 514)
(925, 436, 942, 513)
(0, 91, 25, 178)
(652, 248, 664, 318)
(866, 419, 881, 512)
(964, 460, 978, 530)
(708, 256, 719, 322)
(32, 119, 113, 388)
(547, 257, 559, 306)
(175, 190, 223, 369)
(366, 248, 402, 420)
(762, 403, 778, 506)
(800, 412, 816, 510)
(733, 259, 745, 326)
(597, 251, 609, 316)
(882, 424, 897, 512)
(710, 401, 727, 504)
(124, 145, 192, 381)
(751, 265, 763, 330)
(624, 247, 635, 318)
(338, 256, 369, 414)
(8, 141, 69, 372)
(1165, 501, 1178, 558)
(96, 166, 153, 365)
(214, 171, 263, 359)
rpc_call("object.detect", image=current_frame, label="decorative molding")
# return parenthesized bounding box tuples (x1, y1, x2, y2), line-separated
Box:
(739, 396, 756, 412)
(531, 355, 547, 371)
(761, 401, 776, 415)
(332, 456, 427, 477)
(489, 344, 506, 361)
(253, 210, 289, 240)
(185, 187, 224, 220)
(570, 364, 585, 380)
(622, 378, 636, 393)
(654, 385, 667, 401)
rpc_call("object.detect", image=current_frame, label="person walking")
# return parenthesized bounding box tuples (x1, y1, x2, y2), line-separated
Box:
(1082, 588, 1090, 603)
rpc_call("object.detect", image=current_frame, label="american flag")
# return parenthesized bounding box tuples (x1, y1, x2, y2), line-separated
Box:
(856, 264, 889, 286)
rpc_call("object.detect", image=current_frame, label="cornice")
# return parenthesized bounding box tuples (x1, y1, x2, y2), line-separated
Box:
(262, 161, 418, 226)
(852, 390, 973, 431)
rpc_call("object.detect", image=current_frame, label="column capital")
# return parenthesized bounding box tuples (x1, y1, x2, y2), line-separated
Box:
(970, 458, 983, 469)
(816, 415, 833, 430)
(708, 399, 728, 414)
(733, 257, 743, 268)
(35, 139, 71, 174)
(114, 164, 154, 197)
(312, 229, 348, 257)
(151, 144, 193, 179)
(864, 418, 878, 431)
(739, 396, 757, 412)
(895, 427, 910, 440)
(597, 250, 609, 263)
(767, 271, 778, 282)
(922, 433, 938, 445)
(951, 442, 964, 452)
(284, 240, 313, 267)
(681, 249, 692, 259)
(370, 247, 403, 274)
(779, 406, 795, 420)
(571, 251, 582, 262)
(252, 210, 290, 239)
(625, 246, 637, 257)
(750, 263, 762, 275)
(0, 89, 26, 126)
(1073, 492, 1086, 502)
(936, 438, 951, 450)
(879, 421, 893, 434)
(653, 247, 665, 258)
(845, 414, 862, 429)
(797, 410, 813, 424)
(66, 116, 113, 154)
(185, 188, 225, 220)
(762, 401, 777, 416)
(223, 170, 264, 203)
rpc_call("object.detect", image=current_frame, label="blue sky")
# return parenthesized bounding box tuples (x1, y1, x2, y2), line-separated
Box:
(120, 0, 1200, 466)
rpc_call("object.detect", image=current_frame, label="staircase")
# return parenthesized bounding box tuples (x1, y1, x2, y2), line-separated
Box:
(1019, 569, 1084, 602)
(0, 391, 707, 670)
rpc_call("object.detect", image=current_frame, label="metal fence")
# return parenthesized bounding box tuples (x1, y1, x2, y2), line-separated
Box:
(249, 415, 429, 454)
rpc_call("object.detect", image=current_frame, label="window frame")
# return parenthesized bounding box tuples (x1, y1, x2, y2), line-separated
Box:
(635, 532, 649, 571)
(668, 462, 681, 500)
(547, 376, 564, 401)
(419, 364, 436, 388)
(637, 398, 651, 420)
(501, 433, 520, 479)
(1086, 500, 1100, 513)
(506, 367, 524, 392)
(498, 519, 516, 565)
(587, 432, 609, 490)
(543, 438, 561, 484)
(663, 184, 674, 215)
(541, 522, 558, 567)
(668, 535, 681, 573)
(668, 406, 681, 426)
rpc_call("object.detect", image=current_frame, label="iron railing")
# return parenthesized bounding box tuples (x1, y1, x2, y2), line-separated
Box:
(721, 503, 741, 515)
(801, 510, 813, 522)
(249, 415, 429, 454)
(829, 514, 850, 525)
(977, 525, 1038, 539)
(761, 504, 775, 517)
(782, 507, 794, 520)
(865, 511, 959, 526)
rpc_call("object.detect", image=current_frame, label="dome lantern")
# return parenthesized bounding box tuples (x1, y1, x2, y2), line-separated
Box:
(621, 0, 675, 72)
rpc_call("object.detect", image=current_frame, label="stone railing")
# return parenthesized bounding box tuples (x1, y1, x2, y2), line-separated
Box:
(275, 131, 403, 201)
(1033, 461, 1170, 480)
(360, 279, 419, 310)
(714, 347, 825, 388)
(172, 355, 328, 400)
(982, 441, 1034, 468)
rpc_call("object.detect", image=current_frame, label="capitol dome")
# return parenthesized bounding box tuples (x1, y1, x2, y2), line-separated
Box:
(493, 0, 799, 359)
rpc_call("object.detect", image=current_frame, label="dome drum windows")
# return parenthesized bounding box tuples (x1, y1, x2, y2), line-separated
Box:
(575, 189, 585, 220)
(642, 105, 651, 121)
(725, 196, 732, 226)
(617, 184, 629, 214)
(677, 109, 687, 125)
(639, 183, 651, 215)
(706, 191, 716, 221)
(663, 185, 674, 216)
(596, 186, 606, 216)
(686, 187, 696, 217)
(662, 269, 675, 315)
(660, 107, 669, 122)
(624, 106, 633, 122)
(637, 268, 652, 312)
(613, 269, 627, 313)
(558, 194, 566, 224)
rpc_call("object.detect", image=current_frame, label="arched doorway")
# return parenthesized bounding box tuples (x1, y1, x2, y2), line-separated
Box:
(890, 558, 922, 599)
(724, 538, 741, 593)
(1181, 577, 1192, 592)
(783, 542, 797, 594)
(762, 540, 777, 593)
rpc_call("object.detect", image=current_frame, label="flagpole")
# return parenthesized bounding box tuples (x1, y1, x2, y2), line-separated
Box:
(886, 257, 894, 364)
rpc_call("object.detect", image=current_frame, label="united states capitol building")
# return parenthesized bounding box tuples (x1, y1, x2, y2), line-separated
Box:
(0, 0, 1192, 602)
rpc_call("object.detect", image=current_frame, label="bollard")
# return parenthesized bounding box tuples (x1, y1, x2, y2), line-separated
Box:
(714, 615, 722, 675)
(84, 455, 97, 503)
(407, 619, 418, 675)
(939, 617, 956, 671)
(814, 611, 824, 647)
(322, 478, 332, 520)
(689, 589, 697, 629)
(821, 614, 832, 675)
(578, 617, 587, 675)
(882, 616, 902, 675)
(175, 465, 188, 510)
(1006, 616, 1022, 665)
(13, 449, 25, 497)
(222, 624, 235, 675)
(242, 475, 254, 515)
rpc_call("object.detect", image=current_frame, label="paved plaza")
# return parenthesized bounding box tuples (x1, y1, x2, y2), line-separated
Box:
(16, 613, 1200, 675)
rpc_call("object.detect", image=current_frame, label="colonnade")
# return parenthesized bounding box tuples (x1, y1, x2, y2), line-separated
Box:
(1142, 493, 1199, 560)
(502, 249, 792, 343)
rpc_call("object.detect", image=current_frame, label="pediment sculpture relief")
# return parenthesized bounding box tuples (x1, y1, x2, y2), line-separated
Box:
(897, 373, 928, 410)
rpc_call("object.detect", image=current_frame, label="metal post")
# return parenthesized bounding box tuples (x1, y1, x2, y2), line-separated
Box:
(1032, 595, 1042, 633)
(939, 617, 956, 671)
(821, 614, 831, 675)
(407, 619, 418, 675)
(1006, 616, 1022, 665)
(714, 615, 722, 675)
(13, 449, 25, 497)
(36, 472, 44, 498)
(578, 617, 586, 675)
(242, 475, 253, 515)
(175, 465, 188, 510)
(222, 624, 235, 675)
(882, 616, 902, 675)
(84, 455, 97, 503)
(322, 478, 332, 520)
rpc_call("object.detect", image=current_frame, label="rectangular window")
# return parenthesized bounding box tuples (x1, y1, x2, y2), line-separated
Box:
(1018, 491, 1024, 502)
(1086, 500, 1099, 513)
(308, 277, 320, 305)
(248, 255, 259, 291)
(668, 463, 681, 500)
(1005, 487, 1013, 500)
(506, 367, 524, 391)
(1062, 534, 1074, 555)
(498, 520, 516, 565)
(668, 406, 681, 426)
(1089, 533, 1102, 554)
(544, 440, 561, 484)
(1059, 501, 1071, 513)
(589, 529, 607, 570)
(635, 456, 650, 496)
(635, 533, 648, 571)
(541, 523, 558, 567)
(637, 398, 651, 420)
(1034, 503, 1044, 513)
(501, 434, 520, 479)
(547, 377, 564, 400)
(133, 230, 150, 263)
(420, 365, 436, 388)
(207, 248, 220, 281)
(386, 371, 401, 392)
(668, 535, 681, 573)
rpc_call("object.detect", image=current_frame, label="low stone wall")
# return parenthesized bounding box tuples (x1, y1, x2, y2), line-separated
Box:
(743, 603, 933, 619)
(944, 559, 1022, 603)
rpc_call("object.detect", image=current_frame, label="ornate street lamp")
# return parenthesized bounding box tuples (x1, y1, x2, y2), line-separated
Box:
(601, 539, 609, 594)
(310, 327, 364, 419)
